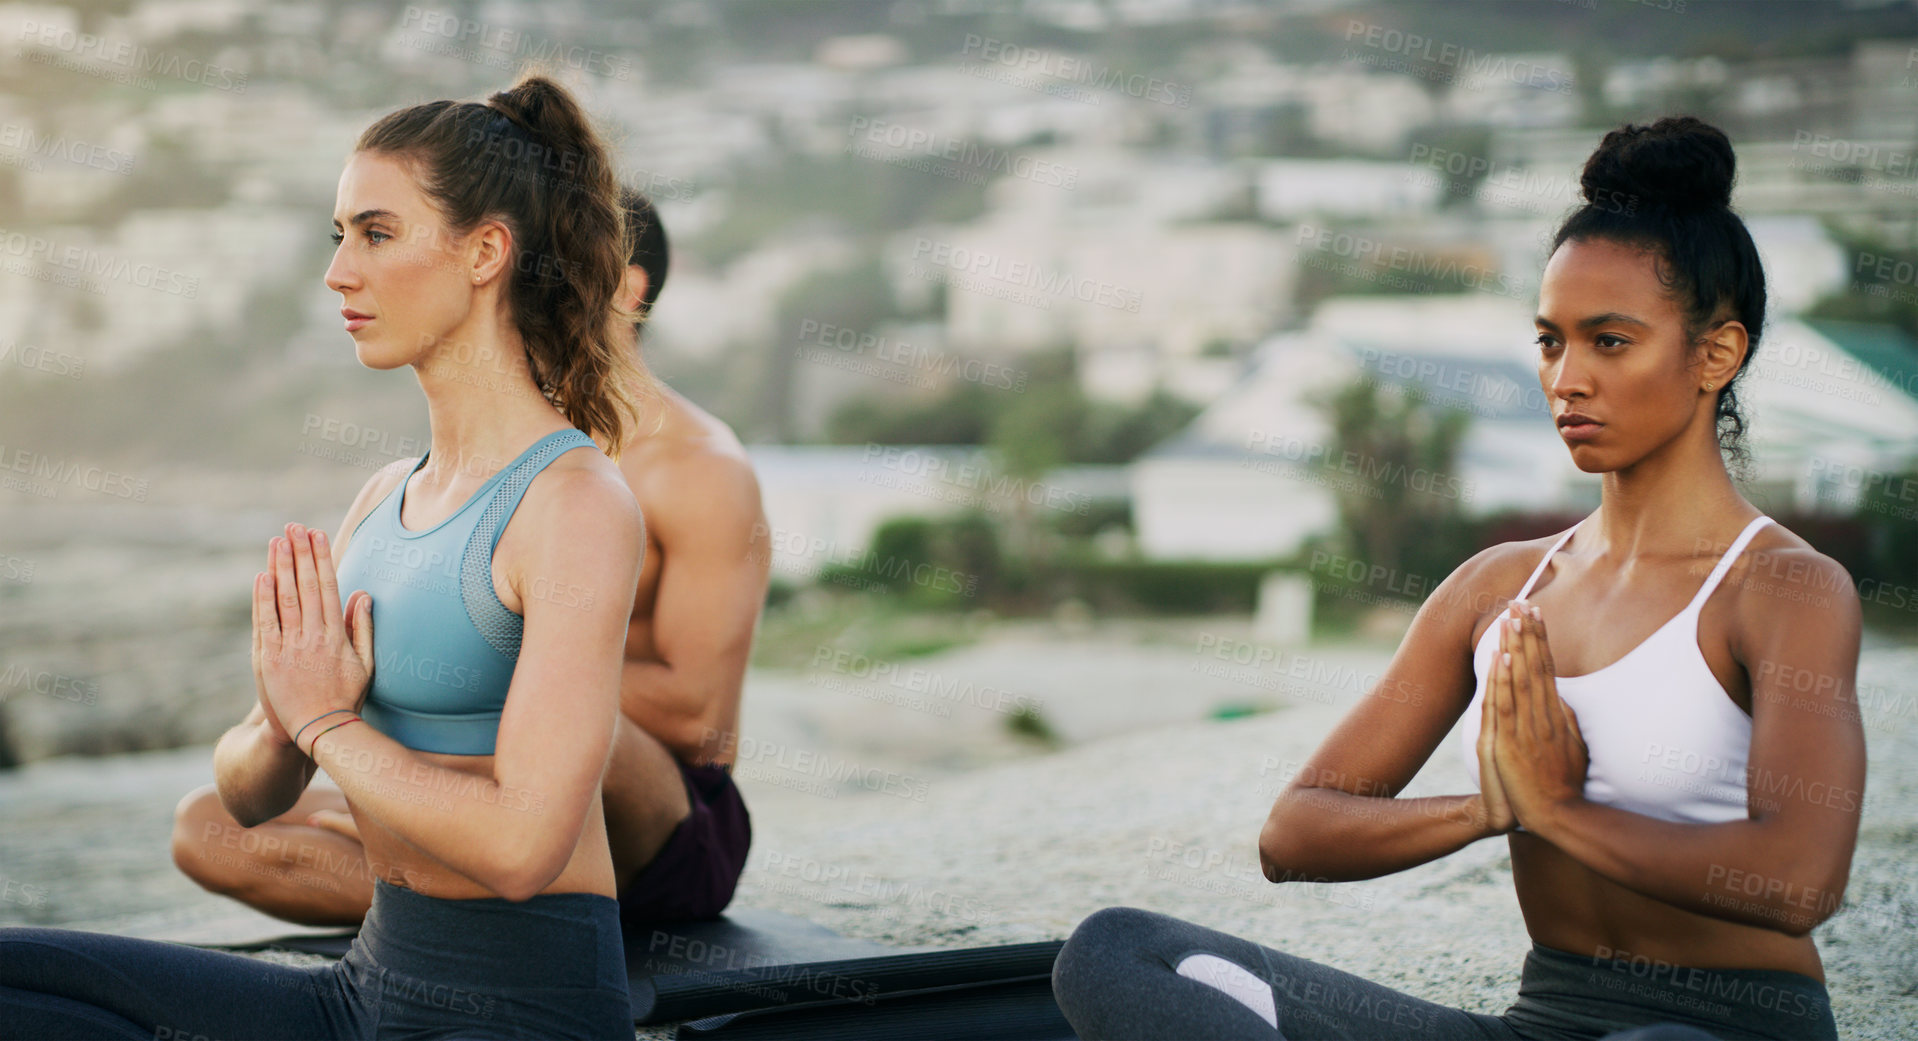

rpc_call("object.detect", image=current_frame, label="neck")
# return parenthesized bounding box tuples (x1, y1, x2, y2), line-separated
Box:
(1589, 422, 1751, 559)
(410, 315, 567, 484)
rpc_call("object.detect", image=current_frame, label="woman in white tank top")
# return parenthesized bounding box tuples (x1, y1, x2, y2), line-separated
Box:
(1053, 118, 1863, 1040)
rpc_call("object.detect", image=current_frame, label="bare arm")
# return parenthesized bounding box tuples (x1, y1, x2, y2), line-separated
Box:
(619, 452, 770, 761)
(211, 703, 318, 827)
(214, 462, 405, 827)
(295, 464, 645, 901)
(1259, 546, 1524, 882)
(1509, 549, 1866, 936)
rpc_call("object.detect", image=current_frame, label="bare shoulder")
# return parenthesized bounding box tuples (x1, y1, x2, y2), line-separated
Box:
(1722, 519, 1862, 634)
(617, 391, 762, 537)
(524, 443, 645, 543)
(644, 441, 760, 508)
(1418, 527, 1575, 636)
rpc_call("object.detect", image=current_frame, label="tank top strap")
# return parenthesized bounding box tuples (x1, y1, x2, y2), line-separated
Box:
(347, 451, 431, 541)
(1681, 515, 1774, 616)
(1515, 520, 1583, 601)
(473, 429, 597, 556)
(459, 428, 596, 658)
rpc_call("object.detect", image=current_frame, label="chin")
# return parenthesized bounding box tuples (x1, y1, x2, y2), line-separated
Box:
(352, 335, 414, 371)
(1564, 444, 1620, 474)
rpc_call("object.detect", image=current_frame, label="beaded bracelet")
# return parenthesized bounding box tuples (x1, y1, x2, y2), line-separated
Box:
(292, 708, 356, 747)
(304, 715, 363, 758)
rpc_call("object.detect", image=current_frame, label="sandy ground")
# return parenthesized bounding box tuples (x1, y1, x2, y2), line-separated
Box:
(1, 619, 1914, 1039)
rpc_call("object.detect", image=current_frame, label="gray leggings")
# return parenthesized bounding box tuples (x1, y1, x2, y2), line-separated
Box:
(0, 879, 632, 1040)
(1052, 907, 1837, 1041)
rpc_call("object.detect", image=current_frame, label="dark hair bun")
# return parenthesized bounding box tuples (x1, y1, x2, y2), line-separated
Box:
(1580, 116, 1734, 213)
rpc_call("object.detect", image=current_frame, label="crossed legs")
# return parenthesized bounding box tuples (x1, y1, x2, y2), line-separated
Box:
(171, 714, 692, 925)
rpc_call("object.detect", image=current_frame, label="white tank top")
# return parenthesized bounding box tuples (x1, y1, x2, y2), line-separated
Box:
(1460, 515, 1772, 825)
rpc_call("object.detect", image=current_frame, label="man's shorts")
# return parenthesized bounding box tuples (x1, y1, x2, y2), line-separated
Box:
(616, 758, 752, 928)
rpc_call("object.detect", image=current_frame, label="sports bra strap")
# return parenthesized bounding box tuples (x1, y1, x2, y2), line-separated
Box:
(460, 429, 596, 658)
(1514, 521, 1582, 601)
(1682, 515, 1774, 615)
(477, 429, 597, 556)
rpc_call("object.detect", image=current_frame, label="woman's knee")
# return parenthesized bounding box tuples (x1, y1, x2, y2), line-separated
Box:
(170, 784, 237, 892)
(1056, 906, 1185, 994)
(0, 928, 90, 989)
(1062, 907, 1171, 959)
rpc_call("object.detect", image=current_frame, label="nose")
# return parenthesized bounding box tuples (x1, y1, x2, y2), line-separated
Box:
(324, 238, 357, 295)
(1544, 343, 1593, 403)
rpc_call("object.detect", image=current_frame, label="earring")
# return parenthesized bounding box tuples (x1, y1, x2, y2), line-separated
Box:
(1703, 381, 1714, 391)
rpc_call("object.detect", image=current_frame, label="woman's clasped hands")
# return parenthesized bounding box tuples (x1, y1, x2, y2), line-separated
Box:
(1476, 600, 1589, 835)
(251, 522, 375, 758)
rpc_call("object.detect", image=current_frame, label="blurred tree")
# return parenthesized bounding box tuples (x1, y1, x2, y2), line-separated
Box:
(828, 348, 1197, 463)
(1861, 465, 1918, 606)
(1806, 230, 1918, 341)
(836, 512, 1001, 608)
(1407, 124, 1494, 211)
(1312, 378, 1475, 580)
(826, 380, 997, 445)
(768, 255, 901, 442)
(988, 378, 1080, 559)
(1076, 388, 1203, 465)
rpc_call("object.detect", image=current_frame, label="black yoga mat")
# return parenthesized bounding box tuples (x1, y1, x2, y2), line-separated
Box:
(655, 941, 1071, 1039)
(623, 908, 903, 1022)
(194, 906, 904, 1018)
(197, 912, 1072, 1037)
(678, 978, 1075, 1040)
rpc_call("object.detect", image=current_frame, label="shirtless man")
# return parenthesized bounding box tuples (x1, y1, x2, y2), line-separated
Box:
(171, 187, 772, 929)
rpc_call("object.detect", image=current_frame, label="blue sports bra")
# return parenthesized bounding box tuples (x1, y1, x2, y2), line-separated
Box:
(334, 428, 596, 755)
(1461, 515, 1773, 826)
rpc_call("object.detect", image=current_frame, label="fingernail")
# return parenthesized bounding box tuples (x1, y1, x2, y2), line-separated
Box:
(314, 531, 326, 546)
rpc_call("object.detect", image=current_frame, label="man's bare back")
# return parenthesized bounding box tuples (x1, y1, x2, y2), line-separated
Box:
(611, 379, 770, 770)
(591, 377, 768, 918)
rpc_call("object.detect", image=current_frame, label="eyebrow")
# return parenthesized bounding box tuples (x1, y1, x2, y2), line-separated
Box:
(332, 208, 402, 228)
(1534, 311, 1651, 331)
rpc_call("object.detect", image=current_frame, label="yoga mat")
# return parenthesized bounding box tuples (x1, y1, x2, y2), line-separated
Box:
(676, 955, 1073, 1040)
(623, 908, 902, 1023)
(193, 906, 906, 1020)
(643, 940, 1068, 1032)
(195, 910, 1069, 1035)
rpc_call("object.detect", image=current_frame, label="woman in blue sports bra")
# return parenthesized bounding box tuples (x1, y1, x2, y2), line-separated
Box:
(0, 74, 654, 1040)
(1053, 119, 1863, 1040)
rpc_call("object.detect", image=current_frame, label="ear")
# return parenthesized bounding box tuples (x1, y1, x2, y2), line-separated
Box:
(467, 219, 515, 288)
(1697, 319, 1748, 393)
(619, 265, 649, 316)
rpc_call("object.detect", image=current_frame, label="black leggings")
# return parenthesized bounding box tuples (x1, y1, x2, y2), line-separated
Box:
(0, 879, 632, 1040)
(1051, 907, 1837, 1041)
